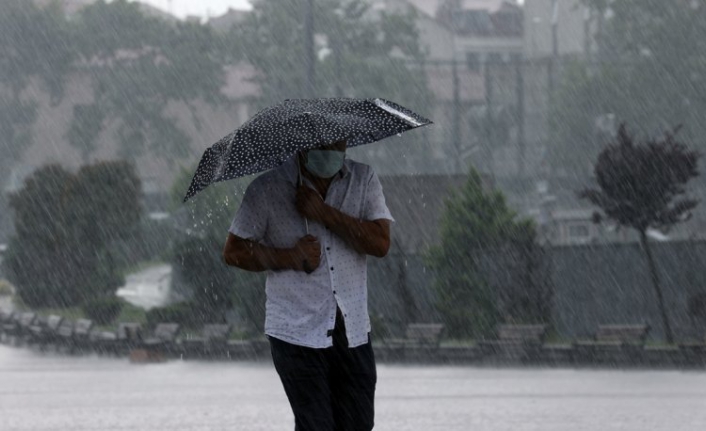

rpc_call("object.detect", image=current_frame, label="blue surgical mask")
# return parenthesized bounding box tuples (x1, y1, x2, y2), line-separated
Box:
(305, 150, 345, 178)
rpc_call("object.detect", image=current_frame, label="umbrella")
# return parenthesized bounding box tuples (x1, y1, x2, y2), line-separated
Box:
(182, 98, 432, 202)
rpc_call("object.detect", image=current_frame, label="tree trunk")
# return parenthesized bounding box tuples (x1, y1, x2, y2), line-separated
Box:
(639, 230, 674, 344)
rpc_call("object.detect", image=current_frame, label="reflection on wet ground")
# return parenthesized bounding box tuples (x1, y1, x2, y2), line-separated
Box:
(2, 345, 706, 431)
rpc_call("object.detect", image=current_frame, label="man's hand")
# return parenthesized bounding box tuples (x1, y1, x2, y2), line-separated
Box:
(296, 186, 328, 223)
(292, 234, 321, 273)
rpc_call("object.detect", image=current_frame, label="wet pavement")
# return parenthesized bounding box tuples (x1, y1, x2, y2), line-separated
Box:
(2, 345, 706, 431)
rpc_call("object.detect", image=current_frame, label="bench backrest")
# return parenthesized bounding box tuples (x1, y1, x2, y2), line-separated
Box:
(57, 320, 74, 337)
(18, 312, 37, 328)
(74, 319, 94, 337)
(405, 323, 445, 344)
(595, 324, 650, 343)
(46, 315, 64, 332)
(202, 324, 232, 341)
(117, 323, 143, 340)
(497, 324, 548, 342)
(152, 323, 180, 341)
(1, 310, 14, 323)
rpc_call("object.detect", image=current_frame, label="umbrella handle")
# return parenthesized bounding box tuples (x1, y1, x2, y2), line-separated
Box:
(298, 157, 310, 235)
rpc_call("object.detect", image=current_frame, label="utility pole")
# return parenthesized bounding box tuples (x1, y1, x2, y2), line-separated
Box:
(548, 0, 559, 96)
(515, 55, 526, 181)
(451, 1, 463, 174)
(304, 0, 316, 98)
(452, 57, 461, 171)
(484, 57, 494, 179)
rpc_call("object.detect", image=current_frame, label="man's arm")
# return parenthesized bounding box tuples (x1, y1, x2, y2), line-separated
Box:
(296, 186, 391, 258)
(223, 233, 321, 273)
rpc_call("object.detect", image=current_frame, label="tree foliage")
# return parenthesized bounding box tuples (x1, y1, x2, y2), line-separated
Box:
(169, 167, 265, 332)
(0, 0, 75, 184)
(427, 169, 546, 339)
(3, 162, 143, 308)
(72, 0, 227, 162)
(579, 124, 700, 232)
(228, 0, 433, 172)
(550, 0, 706, 177)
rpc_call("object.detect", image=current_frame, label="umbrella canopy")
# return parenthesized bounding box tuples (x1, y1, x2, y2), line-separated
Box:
(183, 98, 432, 202)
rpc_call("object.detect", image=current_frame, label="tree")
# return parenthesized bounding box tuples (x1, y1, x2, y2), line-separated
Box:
(227, 0, 433, 172)
(579, 124, 700, 343)
(3, 161, 143, 308)
(169, 168, 265, 333)
(426, 169, 544, 339)
(70, 0, 227, 163)
(550, 0, 706, 178)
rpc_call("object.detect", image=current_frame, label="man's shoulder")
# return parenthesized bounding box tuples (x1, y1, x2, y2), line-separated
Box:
(247, 167, 289, 190)
(344, 159, 375, 177)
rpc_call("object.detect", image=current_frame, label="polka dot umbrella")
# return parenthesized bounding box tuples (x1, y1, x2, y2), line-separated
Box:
(182, 97, 432, 202)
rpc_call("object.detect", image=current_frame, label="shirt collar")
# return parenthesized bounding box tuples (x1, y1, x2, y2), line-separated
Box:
(278, 154, 350, 186)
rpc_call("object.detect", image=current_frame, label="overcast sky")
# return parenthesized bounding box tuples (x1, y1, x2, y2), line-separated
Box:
(132, 0, 252, 19)
(133, 0, 525, 20)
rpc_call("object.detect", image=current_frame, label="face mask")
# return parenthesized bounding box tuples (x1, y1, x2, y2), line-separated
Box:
(305, 150, 345, 178)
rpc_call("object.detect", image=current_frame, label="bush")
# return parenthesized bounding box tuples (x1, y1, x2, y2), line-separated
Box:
(83, 297, 125, 325)
(0, 279, 15, 296)
(4, 162, 142, 308)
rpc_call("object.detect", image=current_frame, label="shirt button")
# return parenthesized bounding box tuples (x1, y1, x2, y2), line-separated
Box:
(330, 267, 334, 271)
(326, 247, 330, 251)
(333, 290, 337, 294)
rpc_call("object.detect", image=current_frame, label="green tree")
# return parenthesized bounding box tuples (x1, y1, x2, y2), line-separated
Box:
(427, 169, 541, 339)
(70, 0, 227, 162)
(580, 124, 700, 343)
(3, 161, 143, 308)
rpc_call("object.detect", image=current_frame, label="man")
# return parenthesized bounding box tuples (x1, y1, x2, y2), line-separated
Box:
(223, 139, 393, 431)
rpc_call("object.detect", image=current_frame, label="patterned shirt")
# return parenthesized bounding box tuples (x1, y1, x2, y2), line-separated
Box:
(229, 157, 394, 348)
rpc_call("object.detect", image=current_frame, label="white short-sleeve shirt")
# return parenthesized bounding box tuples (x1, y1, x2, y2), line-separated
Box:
(229, 157, 394, 348)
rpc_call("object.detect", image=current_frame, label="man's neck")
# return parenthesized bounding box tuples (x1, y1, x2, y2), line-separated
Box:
(303, 170, 334, 198)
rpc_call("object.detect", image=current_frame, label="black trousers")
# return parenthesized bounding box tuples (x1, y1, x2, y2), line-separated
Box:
(269, 310, 377, 431)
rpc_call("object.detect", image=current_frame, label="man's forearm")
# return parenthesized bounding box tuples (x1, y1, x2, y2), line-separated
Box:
(224, 240, 300, 272)
(318, 207, 390, 257)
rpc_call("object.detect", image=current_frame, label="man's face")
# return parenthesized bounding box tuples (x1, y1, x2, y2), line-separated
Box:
(300, 140, 348, 178)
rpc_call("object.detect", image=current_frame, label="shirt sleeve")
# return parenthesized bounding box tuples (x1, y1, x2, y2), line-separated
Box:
(228, 180, 268, 241)
(363, 168, 394, 222)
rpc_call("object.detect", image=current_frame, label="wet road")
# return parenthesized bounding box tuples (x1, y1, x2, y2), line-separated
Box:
(2, 345, 706, 431)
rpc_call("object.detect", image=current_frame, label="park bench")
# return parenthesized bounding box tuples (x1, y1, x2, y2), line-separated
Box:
(403, 323, 446, 347)
(678, 331, 706, 366)
(72, 319, 94, 353)
(383, 323, 445, 359)
(478, 324, 549, 362)
(130, 323, 180, 362)
(573, 324, 651, 365)
(180, 324, 232, 359)
(1, 310, 16, 343)
(8, 312, 37, 346)
(55, 319, 94, 354)
(94, 322, 143, 356)
(27, 315, 64, 350)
